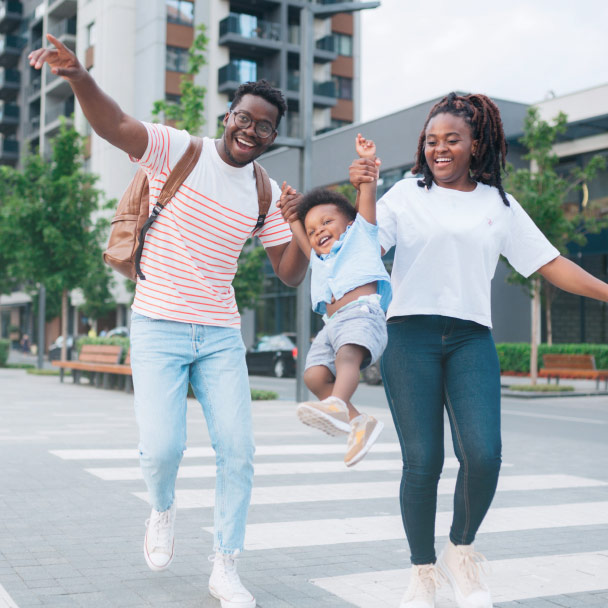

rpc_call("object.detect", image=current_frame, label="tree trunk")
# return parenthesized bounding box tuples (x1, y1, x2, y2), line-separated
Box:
(60, 289, 69, 362)
(544, 279, 553, 346)
(530, 277, 541, 385)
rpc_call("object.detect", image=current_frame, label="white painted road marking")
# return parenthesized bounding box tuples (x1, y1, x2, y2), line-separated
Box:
(0, 584, 19, 608)
(502, 408, 607, 424)
(133, 474, 607, 509)
(214, 501, 608, 550)
(311, 550, 608, 607)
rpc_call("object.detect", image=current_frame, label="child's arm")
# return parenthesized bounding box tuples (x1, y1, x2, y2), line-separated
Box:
(279, 182, 311, 259)
(354, 134, 380, 225)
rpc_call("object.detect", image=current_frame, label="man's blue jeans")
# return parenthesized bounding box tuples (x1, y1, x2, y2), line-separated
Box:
(380, 315, 502, 565)
(130, 312, 254, 555)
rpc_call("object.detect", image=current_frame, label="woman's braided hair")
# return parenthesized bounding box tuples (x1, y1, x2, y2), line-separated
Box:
(412, 92, 510, 206)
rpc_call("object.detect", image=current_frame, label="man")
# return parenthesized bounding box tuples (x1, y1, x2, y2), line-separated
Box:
(30, 34, 307, 608)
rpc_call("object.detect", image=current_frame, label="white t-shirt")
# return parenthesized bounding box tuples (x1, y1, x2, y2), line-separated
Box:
(376, 178, 559, 328)
(130, 123, 291, 328)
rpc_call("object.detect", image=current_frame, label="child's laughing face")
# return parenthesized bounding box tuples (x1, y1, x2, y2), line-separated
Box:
(304, 204, 353, 255)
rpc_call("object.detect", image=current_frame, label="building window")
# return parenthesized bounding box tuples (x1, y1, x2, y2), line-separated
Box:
(332, 75, 352, 100)
(166, 46, 189, 73)
(167, 0, 194, 26)
(333, 33, 352, 56)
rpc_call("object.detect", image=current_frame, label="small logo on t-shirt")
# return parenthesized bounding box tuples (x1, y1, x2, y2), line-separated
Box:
(487, 217, 494, 226)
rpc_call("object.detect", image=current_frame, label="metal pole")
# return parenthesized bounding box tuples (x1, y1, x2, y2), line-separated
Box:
(295, 4, 314, 402)
(37, 284, 45, 370)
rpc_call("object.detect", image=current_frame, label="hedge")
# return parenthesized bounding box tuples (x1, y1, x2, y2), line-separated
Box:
(75, 336, 131, 363)
(0, 339, 9, 367)
(496, 343, 608, 374)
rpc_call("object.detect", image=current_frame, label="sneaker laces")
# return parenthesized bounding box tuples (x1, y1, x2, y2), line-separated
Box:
(453, 546, 489, 591)
(209, 554, 246, 591)
(146, 509, 173, 552)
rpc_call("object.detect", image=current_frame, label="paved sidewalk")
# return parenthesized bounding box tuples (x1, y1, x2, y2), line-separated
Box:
(1, 368, 607, 607)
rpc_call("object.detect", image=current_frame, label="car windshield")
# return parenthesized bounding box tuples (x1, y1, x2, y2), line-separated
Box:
(255, 335, 295, 352)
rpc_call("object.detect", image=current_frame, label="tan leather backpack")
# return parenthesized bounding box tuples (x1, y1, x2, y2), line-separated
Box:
(103, 136, 272, 281)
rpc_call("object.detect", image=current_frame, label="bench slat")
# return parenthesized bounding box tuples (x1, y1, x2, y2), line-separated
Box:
(542, 354, 596, 370)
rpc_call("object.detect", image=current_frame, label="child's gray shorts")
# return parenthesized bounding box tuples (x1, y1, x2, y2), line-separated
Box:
(305, 298, 388, 377)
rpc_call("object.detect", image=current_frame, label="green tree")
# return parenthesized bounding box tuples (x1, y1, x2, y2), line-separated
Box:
(0, 120, 112, 359)
(152, 24, 209, 135)
(504, 107, 606, 382)
(233, 240, 267, 312)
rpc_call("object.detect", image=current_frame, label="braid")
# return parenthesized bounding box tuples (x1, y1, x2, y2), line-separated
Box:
(412, 92, 510, 206)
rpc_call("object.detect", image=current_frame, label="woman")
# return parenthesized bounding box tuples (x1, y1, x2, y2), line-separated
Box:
(349, 92, 608, 608)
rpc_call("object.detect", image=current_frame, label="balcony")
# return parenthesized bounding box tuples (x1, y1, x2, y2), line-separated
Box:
(0, 67, 19, 100)
(45, 95, 74, 125)
(0, 101, 18, 134)
(219, 13, 281, 55)
(0, 34, 25, 67)
(218, 60, 276, 94)
(27, 74, 41, 98)
(314, 35, 338, 63)
(47, 0, 77, 19)
(24, 114, 39, 138)
(286, 71, 337, 107)
(48, 16, 76, 47)
(0, 1, 22, 34)
(0, 136, 18, 163)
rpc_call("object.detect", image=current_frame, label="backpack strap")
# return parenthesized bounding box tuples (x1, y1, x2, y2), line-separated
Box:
(135, 136, 203, 280)
(253, 161, 272, 232)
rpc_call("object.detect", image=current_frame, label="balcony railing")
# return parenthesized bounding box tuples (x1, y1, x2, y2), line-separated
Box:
(0, 136, 18, 161)
(315, 35, 335, 52)
(287, 72, 336, 99)
(219, 13, 280, 42)
(0, 1, 22, 34)
(0, 34, 26, 66)
(0, 101, 18, 132)
(28, 75, 41, 97)
(0, 66, 19, 99)
(218, 60, 275, 91)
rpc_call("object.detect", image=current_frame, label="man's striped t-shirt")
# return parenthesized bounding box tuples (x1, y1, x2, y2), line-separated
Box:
(130, 123, 292, 328)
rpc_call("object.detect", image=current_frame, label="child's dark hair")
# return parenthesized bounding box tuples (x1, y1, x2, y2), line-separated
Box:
(412, 92, 510, 206)
(298, 188, 357, 224)
(230, 80, 287, 128)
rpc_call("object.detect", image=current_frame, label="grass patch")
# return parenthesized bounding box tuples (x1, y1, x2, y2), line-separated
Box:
(6, 363, 36, 369)
(251, 389, 279, 401)
(26, 368, 71, 376)
(508, 384, 574, 392)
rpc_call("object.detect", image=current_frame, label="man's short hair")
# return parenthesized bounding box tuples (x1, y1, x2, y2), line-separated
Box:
(230, 80, 287, 128)
(297, 188, 357, 223)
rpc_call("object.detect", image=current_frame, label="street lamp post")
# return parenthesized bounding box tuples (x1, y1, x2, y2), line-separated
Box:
(295, 0, 380, 402)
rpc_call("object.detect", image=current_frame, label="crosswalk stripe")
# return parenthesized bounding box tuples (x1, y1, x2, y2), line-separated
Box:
(311, 550, 608, 607)
(205, 501, 608, 551)
(133, 474, 607, 509)
(50, 442, 403, 460)
(85, 459, 411, 480)
(0, 584, 19, 608)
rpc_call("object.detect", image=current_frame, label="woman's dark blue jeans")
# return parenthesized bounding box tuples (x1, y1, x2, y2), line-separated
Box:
(380, 315, 502, 565)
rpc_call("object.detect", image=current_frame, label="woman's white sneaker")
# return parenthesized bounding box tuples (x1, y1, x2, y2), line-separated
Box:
(143, 503, 176, 571)
(400, 563, 441, 608)
(209, 553, 256, 608)
(437, 540, 493, 608)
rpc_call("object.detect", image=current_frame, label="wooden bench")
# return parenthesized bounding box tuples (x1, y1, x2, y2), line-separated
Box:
(52, 344, 133, 391)
(538, 354, 608, 390)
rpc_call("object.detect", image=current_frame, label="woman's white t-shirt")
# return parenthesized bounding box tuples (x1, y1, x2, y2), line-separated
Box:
(376, 178, 559, 328)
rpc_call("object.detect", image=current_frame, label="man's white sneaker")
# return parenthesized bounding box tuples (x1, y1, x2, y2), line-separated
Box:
(400, 563, 441, 608)
(437, 540, 493, 608)
(143, 503, 176, 571)
(209, 553, 256, 608)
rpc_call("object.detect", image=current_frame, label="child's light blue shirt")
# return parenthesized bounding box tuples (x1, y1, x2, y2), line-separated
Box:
(309, 214, 392, 315)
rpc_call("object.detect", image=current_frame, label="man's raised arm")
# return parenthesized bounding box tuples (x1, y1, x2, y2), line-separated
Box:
(29, 34, 147, 160)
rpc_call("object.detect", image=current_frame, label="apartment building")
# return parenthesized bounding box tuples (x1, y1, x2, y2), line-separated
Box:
(0, 0, 362, 346)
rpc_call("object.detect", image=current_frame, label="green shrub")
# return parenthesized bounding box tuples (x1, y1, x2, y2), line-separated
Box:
(27, 368, 71, 376)
(251, 389, 279, 401)
(76, 336, 130, 363)
(496, 343, 608, 373)
(508, 384, 574, 392)
(0, 339, 9, 367)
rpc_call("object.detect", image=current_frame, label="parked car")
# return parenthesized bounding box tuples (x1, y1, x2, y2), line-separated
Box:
(246, 333, 297, 378)
(48, 335, 75, 361)
(106, 326, 129, 338)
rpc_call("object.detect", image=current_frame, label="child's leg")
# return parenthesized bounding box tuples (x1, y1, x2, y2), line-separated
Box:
(334, 344, 368, 420)
(303, 365, 334, 400)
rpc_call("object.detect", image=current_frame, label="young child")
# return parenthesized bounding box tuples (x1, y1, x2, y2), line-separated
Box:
(279, 134, 391, 466)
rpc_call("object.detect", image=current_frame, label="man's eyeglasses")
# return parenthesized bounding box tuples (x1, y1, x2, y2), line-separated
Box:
(230, 111, 275, 139)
